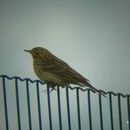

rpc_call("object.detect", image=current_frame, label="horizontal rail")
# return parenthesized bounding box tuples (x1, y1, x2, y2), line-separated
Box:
(0, 74, 130, 130)
(0, 74, 130, 97)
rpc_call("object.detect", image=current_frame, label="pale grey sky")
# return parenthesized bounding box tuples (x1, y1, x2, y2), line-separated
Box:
(0, 0, 130, 93)
(0, 1, 130, 129)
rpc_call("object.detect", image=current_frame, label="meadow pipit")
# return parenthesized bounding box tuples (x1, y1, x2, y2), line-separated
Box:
(24, 47, 105, 96)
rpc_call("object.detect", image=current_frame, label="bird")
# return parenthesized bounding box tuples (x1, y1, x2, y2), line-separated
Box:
(24, 47, 105, 96)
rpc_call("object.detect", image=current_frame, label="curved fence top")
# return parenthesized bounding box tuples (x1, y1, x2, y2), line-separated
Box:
(0, 74, 130, 97)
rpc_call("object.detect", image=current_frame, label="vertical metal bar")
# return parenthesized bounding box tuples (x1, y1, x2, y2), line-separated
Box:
(127, 96, 130, 130)
(87, 90, 92, 130)
(26, 80, 32, 130)
(57, 86, 62, 130)
(98, 94, 103, 130)
(66, 87, 71, 130)
(109, 93, 114, 130)
(2, 76, 9, 130)
(36, 81, 42, 130)
(47, 85, 53, 130)
(15, 78, 21, 130)
(76, 88, 81, 130)
(117, 95, 122, 130)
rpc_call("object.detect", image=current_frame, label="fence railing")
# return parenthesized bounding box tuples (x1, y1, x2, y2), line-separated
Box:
(0, 75, 130, 130)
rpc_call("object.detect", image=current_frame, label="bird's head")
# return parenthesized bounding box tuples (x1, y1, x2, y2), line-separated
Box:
(24, 47, 48, 59)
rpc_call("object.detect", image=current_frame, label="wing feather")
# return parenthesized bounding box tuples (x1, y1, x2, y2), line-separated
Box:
(42, 55, 89, 84)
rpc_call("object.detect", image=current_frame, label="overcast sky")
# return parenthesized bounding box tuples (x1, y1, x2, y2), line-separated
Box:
(1, 0, 130, 93)
(0, 1, 130, 129)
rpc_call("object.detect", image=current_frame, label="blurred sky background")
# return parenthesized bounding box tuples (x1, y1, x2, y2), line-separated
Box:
(0, 0, 130, 130)
(0, 0, 130, 129)
(0, 0, 130, 93)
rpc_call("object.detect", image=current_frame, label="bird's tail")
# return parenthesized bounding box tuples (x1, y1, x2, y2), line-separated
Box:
(79, 81, 106, 97)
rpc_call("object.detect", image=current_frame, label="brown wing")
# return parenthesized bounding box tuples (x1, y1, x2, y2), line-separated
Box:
(42, 55, 89, 84)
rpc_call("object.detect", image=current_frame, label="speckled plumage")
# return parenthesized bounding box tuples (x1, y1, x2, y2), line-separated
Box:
(24, 47, 104, 95)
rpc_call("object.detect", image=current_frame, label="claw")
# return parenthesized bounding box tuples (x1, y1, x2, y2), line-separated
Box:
(50, 87, 56, 91)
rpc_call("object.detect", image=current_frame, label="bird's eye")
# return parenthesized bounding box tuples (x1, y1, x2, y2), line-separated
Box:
(36, 49, 40, 52)
(35, 49, 41, 53)
(32, 47, 43, 54)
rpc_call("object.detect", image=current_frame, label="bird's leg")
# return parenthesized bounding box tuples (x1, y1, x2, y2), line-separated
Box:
(50, 83, 56, 91)
(42, 82, 56, 93)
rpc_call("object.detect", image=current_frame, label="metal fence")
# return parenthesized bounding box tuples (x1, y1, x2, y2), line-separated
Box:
(0, 75, 130, 130)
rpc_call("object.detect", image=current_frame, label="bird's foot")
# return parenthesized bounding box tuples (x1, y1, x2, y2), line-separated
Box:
(50, 87, 56, 91)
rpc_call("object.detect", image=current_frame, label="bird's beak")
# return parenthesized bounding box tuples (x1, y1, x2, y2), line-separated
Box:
(24, 50, 32, 53)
